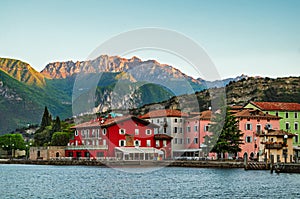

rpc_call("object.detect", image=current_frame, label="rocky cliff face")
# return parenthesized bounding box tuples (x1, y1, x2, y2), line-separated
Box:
(41, 55, 204, 95)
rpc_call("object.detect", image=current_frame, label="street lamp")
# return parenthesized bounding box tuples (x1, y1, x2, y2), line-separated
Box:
(284, 134, 288, 163)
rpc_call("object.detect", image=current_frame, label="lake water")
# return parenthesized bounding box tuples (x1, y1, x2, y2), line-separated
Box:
(0, 164, 299, 199)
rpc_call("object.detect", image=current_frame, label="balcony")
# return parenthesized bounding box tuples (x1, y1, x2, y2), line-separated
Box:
(66, 145, 108, 150)
(262, 142, 288, 150)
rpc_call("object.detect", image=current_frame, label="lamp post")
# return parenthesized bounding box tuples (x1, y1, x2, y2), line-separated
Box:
(284, 134, 288, 163)
(254, 137, 257, 161)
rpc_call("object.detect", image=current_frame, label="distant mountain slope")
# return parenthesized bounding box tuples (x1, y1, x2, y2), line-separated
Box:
(0, 58, 45, 86)
(41, 55, 206, 95)
(132, 76, 300, 115)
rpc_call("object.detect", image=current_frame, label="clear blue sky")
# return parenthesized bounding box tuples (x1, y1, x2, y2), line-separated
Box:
(0, 0, 299, 80)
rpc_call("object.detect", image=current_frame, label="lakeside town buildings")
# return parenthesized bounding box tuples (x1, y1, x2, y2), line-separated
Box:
(26, 101, 300, 163)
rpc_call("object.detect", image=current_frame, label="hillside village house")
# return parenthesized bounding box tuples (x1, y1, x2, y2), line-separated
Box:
(66, 115, 172, 160)
(244, 101, 300, 144)
(140, 109, 189, 158)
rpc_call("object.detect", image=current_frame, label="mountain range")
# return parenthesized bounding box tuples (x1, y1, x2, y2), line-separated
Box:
(0, 55, 299, 134)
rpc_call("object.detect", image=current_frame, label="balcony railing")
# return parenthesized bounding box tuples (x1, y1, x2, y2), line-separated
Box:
(66, 145, 108, 150)
(261, 142, 288, 149)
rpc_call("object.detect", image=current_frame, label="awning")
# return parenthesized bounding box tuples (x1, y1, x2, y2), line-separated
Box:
(173, 149, 202, 153)
(115, 147, 164, 155)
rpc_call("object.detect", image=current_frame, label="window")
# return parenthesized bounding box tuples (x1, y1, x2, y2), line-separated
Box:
(134, 140, 141, 147)
(119, 129, 126, 135)
(156, 140, 160, 147)
(164, 118, 167, 122)
(92, 129, 95, 137)
(103, 139, 107, 146)
(102, 128, 107, 135)
(245, 123, 252, 130)
(266, 112, 269, 115)
(187, 126, 191, 133)
(286, 112, 289, 118)
(135, 129, 139, 135)
(146, 129, 152, 135)
(174, 118, 178, 123)
(163, 127, 167, 134)
(179, 119, 182, 123)
(179, 127, 183, 133)
(154, 128, 158, 134)
(256, 125, 262, 133)
(174, 127, 178, 133)
(163, 140, 167, 147)
(96, 129, 100, 138)
(186, 138, 190, 144)
(194, 125, 198, 132)
(96, 140, 99, 146)
(119, 140, 126, 147)
(194, 138, 198, 144)
(157, 119, 160, 123)
(245, 136, 252, 143)
(295, 122, 298, 131)
(174, 138, 178, 144)
(75, 130, 78, 136)
(286, 122, 290, 130)
(276, 112, 279, 117)
(295, 112, 298, 119)
(179, 138, 183, 144)
(204, 125, 210, 132)
(295, 135, 299, 143)
(146, 140, 151, 147)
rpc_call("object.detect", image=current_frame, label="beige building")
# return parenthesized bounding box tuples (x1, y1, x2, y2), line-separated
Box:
(259, 129, 295, 163)
(29, 146, 66, 160)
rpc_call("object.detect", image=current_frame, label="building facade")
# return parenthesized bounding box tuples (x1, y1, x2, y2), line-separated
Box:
(244, 101, 300, 145)
(259, 129, 295, 163)
(233, 109, 281, 160)
(66, 115, 172, 160)
(140, 109, 188, 157)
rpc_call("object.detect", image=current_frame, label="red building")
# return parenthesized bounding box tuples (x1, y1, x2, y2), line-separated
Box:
(66, 115, 172, 160)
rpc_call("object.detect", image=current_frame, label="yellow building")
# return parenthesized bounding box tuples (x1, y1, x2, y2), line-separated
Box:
(259, 129, 295, 163)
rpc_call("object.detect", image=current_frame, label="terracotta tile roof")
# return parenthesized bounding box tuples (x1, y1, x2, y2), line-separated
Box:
(233, 109, 280, 120)
(154, 134, 173, 140)
(260, 129, 295, 137)
(72, 115, 159, 129)
(140, 109, 189, 119)
(229, 105, 244, 110)
(249, 101, 300, 111)
(200, 110, 212, 120)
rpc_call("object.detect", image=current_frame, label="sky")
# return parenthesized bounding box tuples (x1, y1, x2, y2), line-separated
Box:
(0, 0, 299, 80)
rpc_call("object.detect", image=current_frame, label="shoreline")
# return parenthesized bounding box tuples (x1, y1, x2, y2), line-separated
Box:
(0, 159, 244, 168)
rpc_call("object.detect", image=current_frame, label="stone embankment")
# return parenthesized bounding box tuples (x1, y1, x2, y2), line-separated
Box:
(0, 159, 244, 168)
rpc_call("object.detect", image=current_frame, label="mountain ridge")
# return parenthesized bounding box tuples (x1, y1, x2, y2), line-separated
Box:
(0, 58, 45, 86)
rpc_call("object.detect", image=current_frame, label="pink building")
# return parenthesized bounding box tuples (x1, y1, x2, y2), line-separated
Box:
(233, 109, 281, 160)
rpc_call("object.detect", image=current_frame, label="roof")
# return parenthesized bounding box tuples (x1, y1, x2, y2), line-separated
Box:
(233, 109, 281, 120)
(154, 134, 173, 140)
(72, 115, 159, 129)
(259, 129, 295, 138)
(140, 109, 189, 119)
(249, 101, 300, 111)
(199, 110, 212, 120)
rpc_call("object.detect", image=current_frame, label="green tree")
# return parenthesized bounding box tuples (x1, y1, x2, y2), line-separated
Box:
(0, 134, 25, 150)
(209, 107, 243, 159)
(52, 116, 61, 133)
(40, 106, 52, 128)
(51, 132, 71, 146)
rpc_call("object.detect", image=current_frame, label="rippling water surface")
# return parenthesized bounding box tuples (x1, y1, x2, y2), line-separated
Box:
(0, 164, 299, 199)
